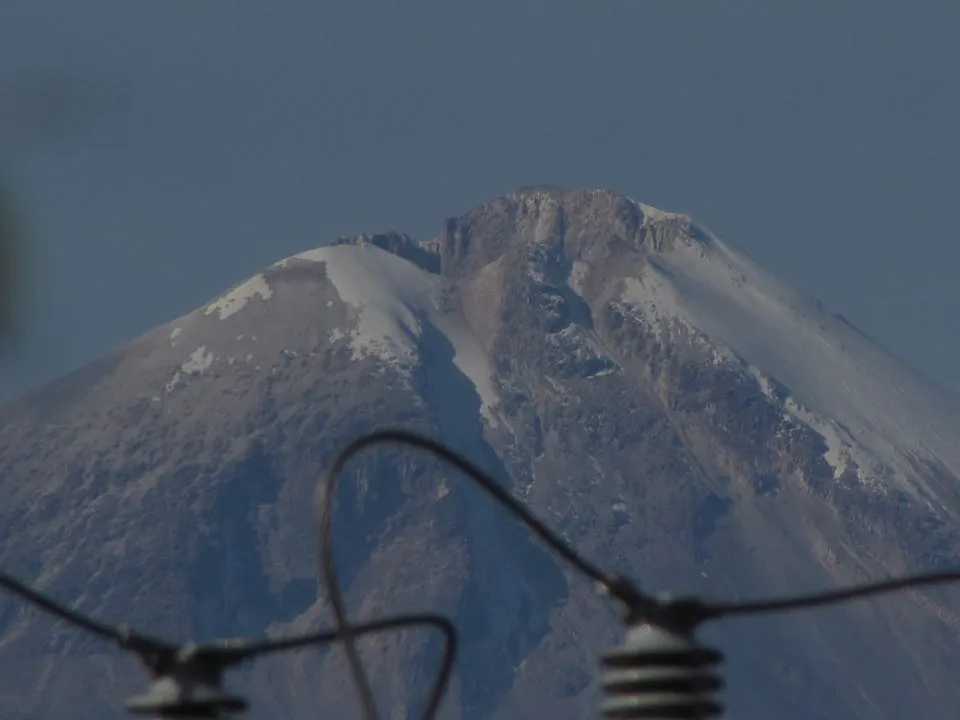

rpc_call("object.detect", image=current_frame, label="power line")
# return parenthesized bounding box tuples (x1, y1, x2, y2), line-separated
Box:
(701, 570, 960, 619)
(2, 428, 960, 718)
(0, 569, 455, 718)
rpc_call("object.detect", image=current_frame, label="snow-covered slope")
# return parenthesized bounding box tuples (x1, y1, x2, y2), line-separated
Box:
(615, 214, 960, 506)
(274, 243, 502, 424)
(198, 191, 960, 507)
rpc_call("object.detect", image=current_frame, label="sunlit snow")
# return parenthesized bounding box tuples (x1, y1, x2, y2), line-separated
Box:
(619, 226, 960, 505)
(165, 346, 216, 392)
(569, 260, 590, 295)
(629, 198, 683, 224)
(205, 274, 273, 320)
(181, 346, 215, 374)
(285, 243, 502, 426)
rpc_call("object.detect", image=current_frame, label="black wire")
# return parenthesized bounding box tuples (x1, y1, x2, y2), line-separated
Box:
(236, 611, 455, 660)
(315, 428, 645, 720)
(221, 611, 457, 720)
(1, 571, 138, 645)
(2, 567, 457, 718)
(701, 569, 960, 621)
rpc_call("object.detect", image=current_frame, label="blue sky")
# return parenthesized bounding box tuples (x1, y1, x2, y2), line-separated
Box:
(0, 0, 958, 403)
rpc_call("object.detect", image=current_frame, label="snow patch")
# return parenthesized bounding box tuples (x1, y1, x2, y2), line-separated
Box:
(588, 367, 617, 379)
(164, 372, 181, 393)
(281, 244, 503, 425)
(748, 366, 860, 481)
(620, 272, 686, 335)
(568, 261, 590, 295)
(169, 327, 182, 340)
(293, 245, 424, 368)
(618, 272, 735, 370)
(182, 346, 214, 374)
(589, 456, 606, 480)
(631, 199, 683, 224)
(531, 196, 561, 243)
(205, 274, 273, 320)
(546, 377, 566, 396)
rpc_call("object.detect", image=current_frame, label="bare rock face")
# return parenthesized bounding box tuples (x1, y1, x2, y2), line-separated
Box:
(2, 187, 960, 720)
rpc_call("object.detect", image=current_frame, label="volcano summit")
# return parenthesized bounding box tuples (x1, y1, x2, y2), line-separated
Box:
(1, 187, 959, 720)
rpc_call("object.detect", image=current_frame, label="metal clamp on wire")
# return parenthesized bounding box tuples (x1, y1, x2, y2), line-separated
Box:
(124, 643, 248, 718)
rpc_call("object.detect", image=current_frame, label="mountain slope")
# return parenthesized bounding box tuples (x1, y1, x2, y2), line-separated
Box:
(1, 187, 960, 720)
(619, 216, 960, 505)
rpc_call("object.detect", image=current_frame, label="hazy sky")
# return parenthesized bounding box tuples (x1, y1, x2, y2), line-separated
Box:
(0, 0, 958, 404)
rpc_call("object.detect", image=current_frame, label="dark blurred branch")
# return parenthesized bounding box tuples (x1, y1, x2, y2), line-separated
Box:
(0, 64, 125, 353)
(0, 178, 20, 347)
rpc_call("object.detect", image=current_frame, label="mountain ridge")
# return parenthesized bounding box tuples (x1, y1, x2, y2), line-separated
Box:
(1, 186, 960, 720)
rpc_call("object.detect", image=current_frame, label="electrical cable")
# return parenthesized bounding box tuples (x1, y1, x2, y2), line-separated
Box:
(699, 569, 960, 621)
(232, 611, 457, 720)
(1, 568, 457, 719)
(122, 613, 456, 718)
(315, 428, 660, 720)
(0, 571, 172, 654)
(231, 612, 456, 664)
(0, 571, 125, 641)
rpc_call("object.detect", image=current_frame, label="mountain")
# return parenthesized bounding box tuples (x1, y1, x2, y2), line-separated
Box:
(2, 186, 960, 720)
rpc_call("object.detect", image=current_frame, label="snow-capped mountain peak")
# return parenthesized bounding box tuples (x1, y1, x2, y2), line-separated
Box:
(3, 187, 960, 720)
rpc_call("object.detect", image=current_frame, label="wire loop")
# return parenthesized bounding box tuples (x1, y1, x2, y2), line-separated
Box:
(315, 428, 648, 720)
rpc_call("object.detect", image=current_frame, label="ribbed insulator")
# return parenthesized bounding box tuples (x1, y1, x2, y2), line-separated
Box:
(600, 621, 724, 719)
